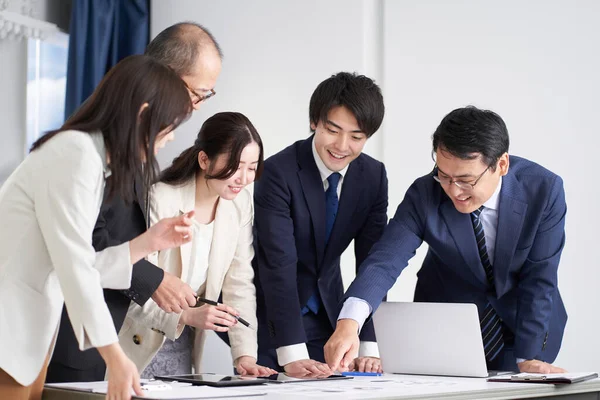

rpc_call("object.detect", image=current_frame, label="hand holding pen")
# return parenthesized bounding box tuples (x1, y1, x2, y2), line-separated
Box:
(195, 297, 251, 328)
(179, 297, 250, 332)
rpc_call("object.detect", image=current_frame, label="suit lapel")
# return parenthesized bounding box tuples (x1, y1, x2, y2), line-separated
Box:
(204, 199, 236, 300)
(440, 199, 488, 287)
(494, 175, 528, 297)
(325, 159, 362, 259)
(178, 179, 196, 280)
(297, 138, 326, 265)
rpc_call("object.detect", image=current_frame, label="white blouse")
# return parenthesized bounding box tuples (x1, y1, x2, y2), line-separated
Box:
(187, 219, 214, 295)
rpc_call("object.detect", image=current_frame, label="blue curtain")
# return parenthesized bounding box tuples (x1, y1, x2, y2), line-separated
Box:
(64, 0, 149, 119)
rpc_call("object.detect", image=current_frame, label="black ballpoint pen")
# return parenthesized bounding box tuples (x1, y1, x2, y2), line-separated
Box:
(195, 296, 251, 328)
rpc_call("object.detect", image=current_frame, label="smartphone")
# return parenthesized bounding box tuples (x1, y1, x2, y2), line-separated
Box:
(154, 373, 269, 387)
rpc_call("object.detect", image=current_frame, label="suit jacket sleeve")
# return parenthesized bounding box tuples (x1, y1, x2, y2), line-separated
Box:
(92, 192, 164, 306)
(353, 163, 389, 342)
(222, 192, 259, 362)
(514, 176, 566, 360)
(345, 179, 426, 311)
(254, 161, 307, 347)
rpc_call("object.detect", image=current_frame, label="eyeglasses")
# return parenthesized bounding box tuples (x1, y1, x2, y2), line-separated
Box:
(184, 81, 216, 105)
(433, 164, 491, 190)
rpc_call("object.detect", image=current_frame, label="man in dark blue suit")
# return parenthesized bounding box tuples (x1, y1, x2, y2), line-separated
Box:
(325, 106, 567, 374)
(253, 72, 388, 374)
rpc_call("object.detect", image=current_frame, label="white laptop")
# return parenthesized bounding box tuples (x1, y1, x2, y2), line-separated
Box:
(373, 302, 490, 377)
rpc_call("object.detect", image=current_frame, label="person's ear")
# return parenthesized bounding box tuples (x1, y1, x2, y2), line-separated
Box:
(310, 121, 317, 132)
(498, 153, 510, 176)
(198, 150, 210, 171)
(137, 103, 149, 120)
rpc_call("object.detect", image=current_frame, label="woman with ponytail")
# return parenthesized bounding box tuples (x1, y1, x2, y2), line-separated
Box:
(118, 112, 276, 377)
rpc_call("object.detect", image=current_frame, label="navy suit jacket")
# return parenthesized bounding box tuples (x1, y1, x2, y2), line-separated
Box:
(346, 156, 567, 362)
(253, 136, 388, 348)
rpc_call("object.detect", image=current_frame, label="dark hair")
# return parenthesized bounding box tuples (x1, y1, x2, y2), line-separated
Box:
(432, 106, 510, 170)
(161, 112, 264, 185)
(31, 55, 192, 202)
(309, 72, 385, 137)
(145, 22, 223, 77)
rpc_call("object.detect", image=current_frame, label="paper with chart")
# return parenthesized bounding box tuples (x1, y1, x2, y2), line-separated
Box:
(239, 374, 535, 398)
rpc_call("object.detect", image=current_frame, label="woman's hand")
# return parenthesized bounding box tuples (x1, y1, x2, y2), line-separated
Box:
(129, 211, 195, 263)
(98, 343, 143, 400)
(235, 356, 277, 376)
(180, 303, 239, 332)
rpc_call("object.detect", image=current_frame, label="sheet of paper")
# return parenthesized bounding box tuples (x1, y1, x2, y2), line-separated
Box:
(45, 380, 266, 399)
(237, 374, 536, 398)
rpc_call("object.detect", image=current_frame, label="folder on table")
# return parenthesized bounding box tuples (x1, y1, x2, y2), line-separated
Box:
(488, 372, 598, 385)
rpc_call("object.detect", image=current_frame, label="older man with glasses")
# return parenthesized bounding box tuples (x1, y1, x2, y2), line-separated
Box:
(325, 106, 568, 375)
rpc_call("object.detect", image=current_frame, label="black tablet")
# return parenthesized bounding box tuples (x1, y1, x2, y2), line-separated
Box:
(154, 373, 269, 387)
(264, 373, 352, 383)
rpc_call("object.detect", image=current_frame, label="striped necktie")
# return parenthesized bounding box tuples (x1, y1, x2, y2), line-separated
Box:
(471, 206, 505, 362)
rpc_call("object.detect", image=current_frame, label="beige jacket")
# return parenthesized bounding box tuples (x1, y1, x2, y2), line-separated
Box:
(0, 131, 132, 385)
(118, 178, 258, 373)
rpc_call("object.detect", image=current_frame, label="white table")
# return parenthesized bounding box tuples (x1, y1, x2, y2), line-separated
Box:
(42, 374, 600, 400)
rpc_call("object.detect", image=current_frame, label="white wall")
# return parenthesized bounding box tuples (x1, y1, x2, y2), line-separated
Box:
(151, 0, 599, 373)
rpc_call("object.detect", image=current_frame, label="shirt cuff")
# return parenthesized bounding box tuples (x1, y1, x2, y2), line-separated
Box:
(359, 341, 380, 358)
(338, 297, 372, 334)
(276, 343, 310, 367)
(516, 358, 527, 364)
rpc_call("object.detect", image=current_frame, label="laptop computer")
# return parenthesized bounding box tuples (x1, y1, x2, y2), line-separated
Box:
(373, 302, 490, 378)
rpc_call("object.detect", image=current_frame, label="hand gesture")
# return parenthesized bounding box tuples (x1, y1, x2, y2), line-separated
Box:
(151, 270, 197, 313)
(99, 344, 143, 400)
(181, 302, 239, 332)
(235, 356, 277, 376)
(349, 356, 383, 373)
(146, 211, 195, 252)
(518, 359, 567, 374)
(283, 359, 332, 378)
(323, 319, 360, 372)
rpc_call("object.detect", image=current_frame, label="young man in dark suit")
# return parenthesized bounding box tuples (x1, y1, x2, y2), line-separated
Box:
(46, 22, 223, 383)
(325, 106, 567, 374)
(253, 72, 388, 374)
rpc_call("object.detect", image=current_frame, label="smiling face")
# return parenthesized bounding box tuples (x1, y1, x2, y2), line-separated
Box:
(435, 148, 509, 214)
(199, 141, 260, 200)
(311, 105, 368, 172)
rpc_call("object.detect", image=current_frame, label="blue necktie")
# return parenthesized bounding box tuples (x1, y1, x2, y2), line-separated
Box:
(471, 206, 505, 362)
(302, 172, 342, 315)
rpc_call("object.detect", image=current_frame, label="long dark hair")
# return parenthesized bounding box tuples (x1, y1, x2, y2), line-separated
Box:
(30, 55, 192, 202)
(161, 112, 264, 185)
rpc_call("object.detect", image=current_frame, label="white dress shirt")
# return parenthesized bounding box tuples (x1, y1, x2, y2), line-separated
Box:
(275, 139, 379, 366)
(339, 178, 504, 359)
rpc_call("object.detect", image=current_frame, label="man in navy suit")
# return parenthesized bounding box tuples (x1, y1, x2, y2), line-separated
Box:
(253, 72, 388, 374)
(324, 106, 567, 374)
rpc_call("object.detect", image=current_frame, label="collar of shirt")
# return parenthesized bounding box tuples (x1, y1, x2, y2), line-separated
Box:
(482, 176, 502, 211)
(90, 131, 111, 179)
(311, 136, 349, 189)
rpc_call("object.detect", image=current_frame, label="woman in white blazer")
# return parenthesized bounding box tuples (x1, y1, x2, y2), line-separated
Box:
(119, 112, 276, 377)
(0, 55, 196, 400)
